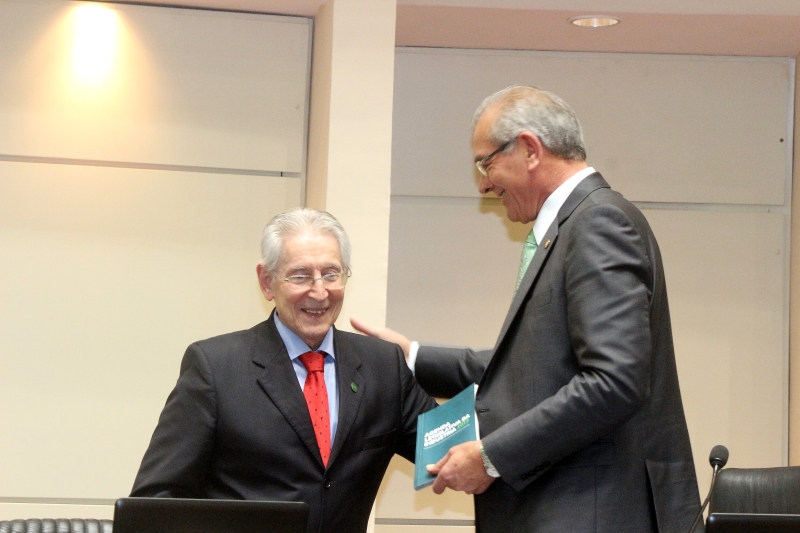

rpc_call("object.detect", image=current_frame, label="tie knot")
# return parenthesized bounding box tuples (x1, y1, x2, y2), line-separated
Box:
(299, 351, 324, 373)
(526, 230, 537, 246)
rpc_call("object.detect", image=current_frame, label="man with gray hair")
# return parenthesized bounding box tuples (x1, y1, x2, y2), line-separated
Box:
(132, 208, 436, 533)
(353, 86, 702, 532)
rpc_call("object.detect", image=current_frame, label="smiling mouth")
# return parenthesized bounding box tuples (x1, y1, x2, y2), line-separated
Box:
(303, 308, 326, 316)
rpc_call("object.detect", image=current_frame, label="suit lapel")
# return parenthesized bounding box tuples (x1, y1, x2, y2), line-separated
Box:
(494, 222, 559, 346)
(492, 172, 610, 353)
(328, 330, 364, 466)
(252, 314, 325, 467)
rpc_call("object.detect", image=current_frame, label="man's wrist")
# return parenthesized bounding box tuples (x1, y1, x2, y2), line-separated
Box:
(478, 442, 500, 478)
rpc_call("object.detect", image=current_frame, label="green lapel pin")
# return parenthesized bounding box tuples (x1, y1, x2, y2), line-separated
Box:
(351, 382, 358, 393)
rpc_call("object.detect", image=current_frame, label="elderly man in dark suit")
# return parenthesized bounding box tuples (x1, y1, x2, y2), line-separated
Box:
(352, 85, 702, 533)
(131, 208, 436, 533)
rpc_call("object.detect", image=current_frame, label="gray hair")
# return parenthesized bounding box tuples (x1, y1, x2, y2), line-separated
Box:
(472, 85, 586, 161)
(260, 208, 351, 273)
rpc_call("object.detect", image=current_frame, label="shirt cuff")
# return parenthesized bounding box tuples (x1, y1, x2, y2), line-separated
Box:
(407, 341, 420, 374)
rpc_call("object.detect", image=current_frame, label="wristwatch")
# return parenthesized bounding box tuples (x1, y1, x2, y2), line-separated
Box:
(478, 445, 501, 478)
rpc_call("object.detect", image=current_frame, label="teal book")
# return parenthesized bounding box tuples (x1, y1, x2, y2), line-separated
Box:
(414, 383, 477, 490)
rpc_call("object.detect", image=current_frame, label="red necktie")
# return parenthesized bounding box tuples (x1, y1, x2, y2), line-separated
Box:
(299, 351, 330, 467)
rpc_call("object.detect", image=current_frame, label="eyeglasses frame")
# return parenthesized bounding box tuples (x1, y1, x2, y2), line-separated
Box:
(279, 268, 351, 289)
(475, 138, 515, 176)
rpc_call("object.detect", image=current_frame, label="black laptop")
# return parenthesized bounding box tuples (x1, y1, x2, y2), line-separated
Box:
(706, 513, 800, 532)
(114, 498, 309, 533)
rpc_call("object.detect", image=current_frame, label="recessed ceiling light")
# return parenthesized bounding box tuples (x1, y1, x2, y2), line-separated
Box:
(569, 15, 620, 28)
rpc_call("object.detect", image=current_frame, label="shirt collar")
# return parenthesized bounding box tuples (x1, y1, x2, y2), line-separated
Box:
(532, 167, 595, 244)
(274, 312, 336, 361)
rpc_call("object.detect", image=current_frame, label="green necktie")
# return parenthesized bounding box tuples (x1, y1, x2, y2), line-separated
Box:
(515, 229, 538, 293)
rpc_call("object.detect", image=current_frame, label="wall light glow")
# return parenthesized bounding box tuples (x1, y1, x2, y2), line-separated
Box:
(72, 4, 119, 84)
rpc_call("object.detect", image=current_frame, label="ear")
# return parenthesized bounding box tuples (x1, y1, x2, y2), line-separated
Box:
(517, 131, 544, 171)
(256, 263, 276, 301)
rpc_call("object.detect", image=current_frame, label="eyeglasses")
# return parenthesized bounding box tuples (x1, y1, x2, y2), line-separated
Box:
(280, 269, 351, 289)
(475, 139, 513, 176)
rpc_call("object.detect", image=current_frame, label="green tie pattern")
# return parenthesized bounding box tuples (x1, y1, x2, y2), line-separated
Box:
(515, 229, 538, 293)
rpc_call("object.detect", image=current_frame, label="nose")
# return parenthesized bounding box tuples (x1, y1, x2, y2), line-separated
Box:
(308, 278, 328, 299)
(478, 173, 493, 195)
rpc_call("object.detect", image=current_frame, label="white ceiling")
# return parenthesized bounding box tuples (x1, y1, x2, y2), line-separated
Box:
(111, 0, 800, 17)
(109, 0, 800, 56)
(399, 0, 800, 16)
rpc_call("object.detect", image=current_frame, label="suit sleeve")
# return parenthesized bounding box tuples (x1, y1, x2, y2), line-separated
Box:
(414, 346, 492, 398)
(394, 345, 438, 462)
(483, 203, 656, 491)
(130, 343, 217, 497)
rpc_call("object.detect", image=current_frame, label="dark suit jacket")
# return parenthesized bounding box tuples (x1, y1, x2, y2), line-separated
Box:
(416, 173, 702, 533)
(131, 313, 436, 533)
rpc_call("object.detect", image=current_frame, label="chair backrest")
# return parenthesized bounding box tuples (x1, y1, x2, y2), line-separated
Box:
(709, 466, 800, 515)
(0, 519, 113, 533)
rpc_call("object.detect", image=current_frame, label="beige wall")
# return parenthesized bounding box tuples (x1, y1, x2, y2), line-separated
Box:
(3, 0, 800, 531)
(790, 52, 800, 466)
(0, 0, 308, 520)
(307, 0, 397, 332)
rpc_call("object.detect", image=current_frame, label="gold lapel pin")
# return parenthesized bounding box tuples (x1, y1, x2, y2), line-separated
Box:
(544, 240, 551, 249)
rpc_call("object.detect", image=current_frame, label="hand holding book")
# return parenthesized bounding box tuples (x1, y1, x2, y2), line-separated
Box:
(425, 440, 496, 495)
(414, 384, 496, 494)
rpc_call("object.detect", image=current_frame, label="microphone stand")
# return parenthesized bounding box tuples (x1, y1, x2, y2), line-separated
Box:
(688, 463, 722, 533)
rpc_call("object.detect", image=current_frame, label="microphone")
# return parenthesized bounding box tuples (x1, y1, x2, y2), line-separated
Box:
(687, 445, 729, 533)
(709, 445, 729, 469)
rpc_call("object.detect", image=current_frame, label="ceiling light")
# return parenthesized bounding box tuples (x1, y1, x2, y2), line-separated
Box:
(569, 15, 620, 28)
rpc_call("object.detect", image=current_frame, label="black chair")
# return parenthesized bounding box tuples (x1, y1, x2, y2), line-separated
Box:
(0, 519, 112, 533)
(709, 466, 800, 515)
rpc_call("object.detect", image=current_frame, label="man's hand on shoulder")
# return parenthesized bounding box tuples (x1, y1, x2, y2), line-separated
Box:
(350, 317, 412, 361)
(426, 440, 496, 495)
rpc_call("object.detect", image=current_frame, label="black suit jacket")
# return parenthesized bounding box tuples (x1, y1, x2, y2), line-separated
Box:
(416, 173, 702, 533)
(131, 313, 436, 533)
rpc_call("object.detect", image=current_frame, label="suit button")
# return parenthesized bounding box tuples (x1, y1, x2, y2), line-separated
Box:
(522, 462, 553, 480)
(532, 462, 551, 474)
(323, 479, 331, 489)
